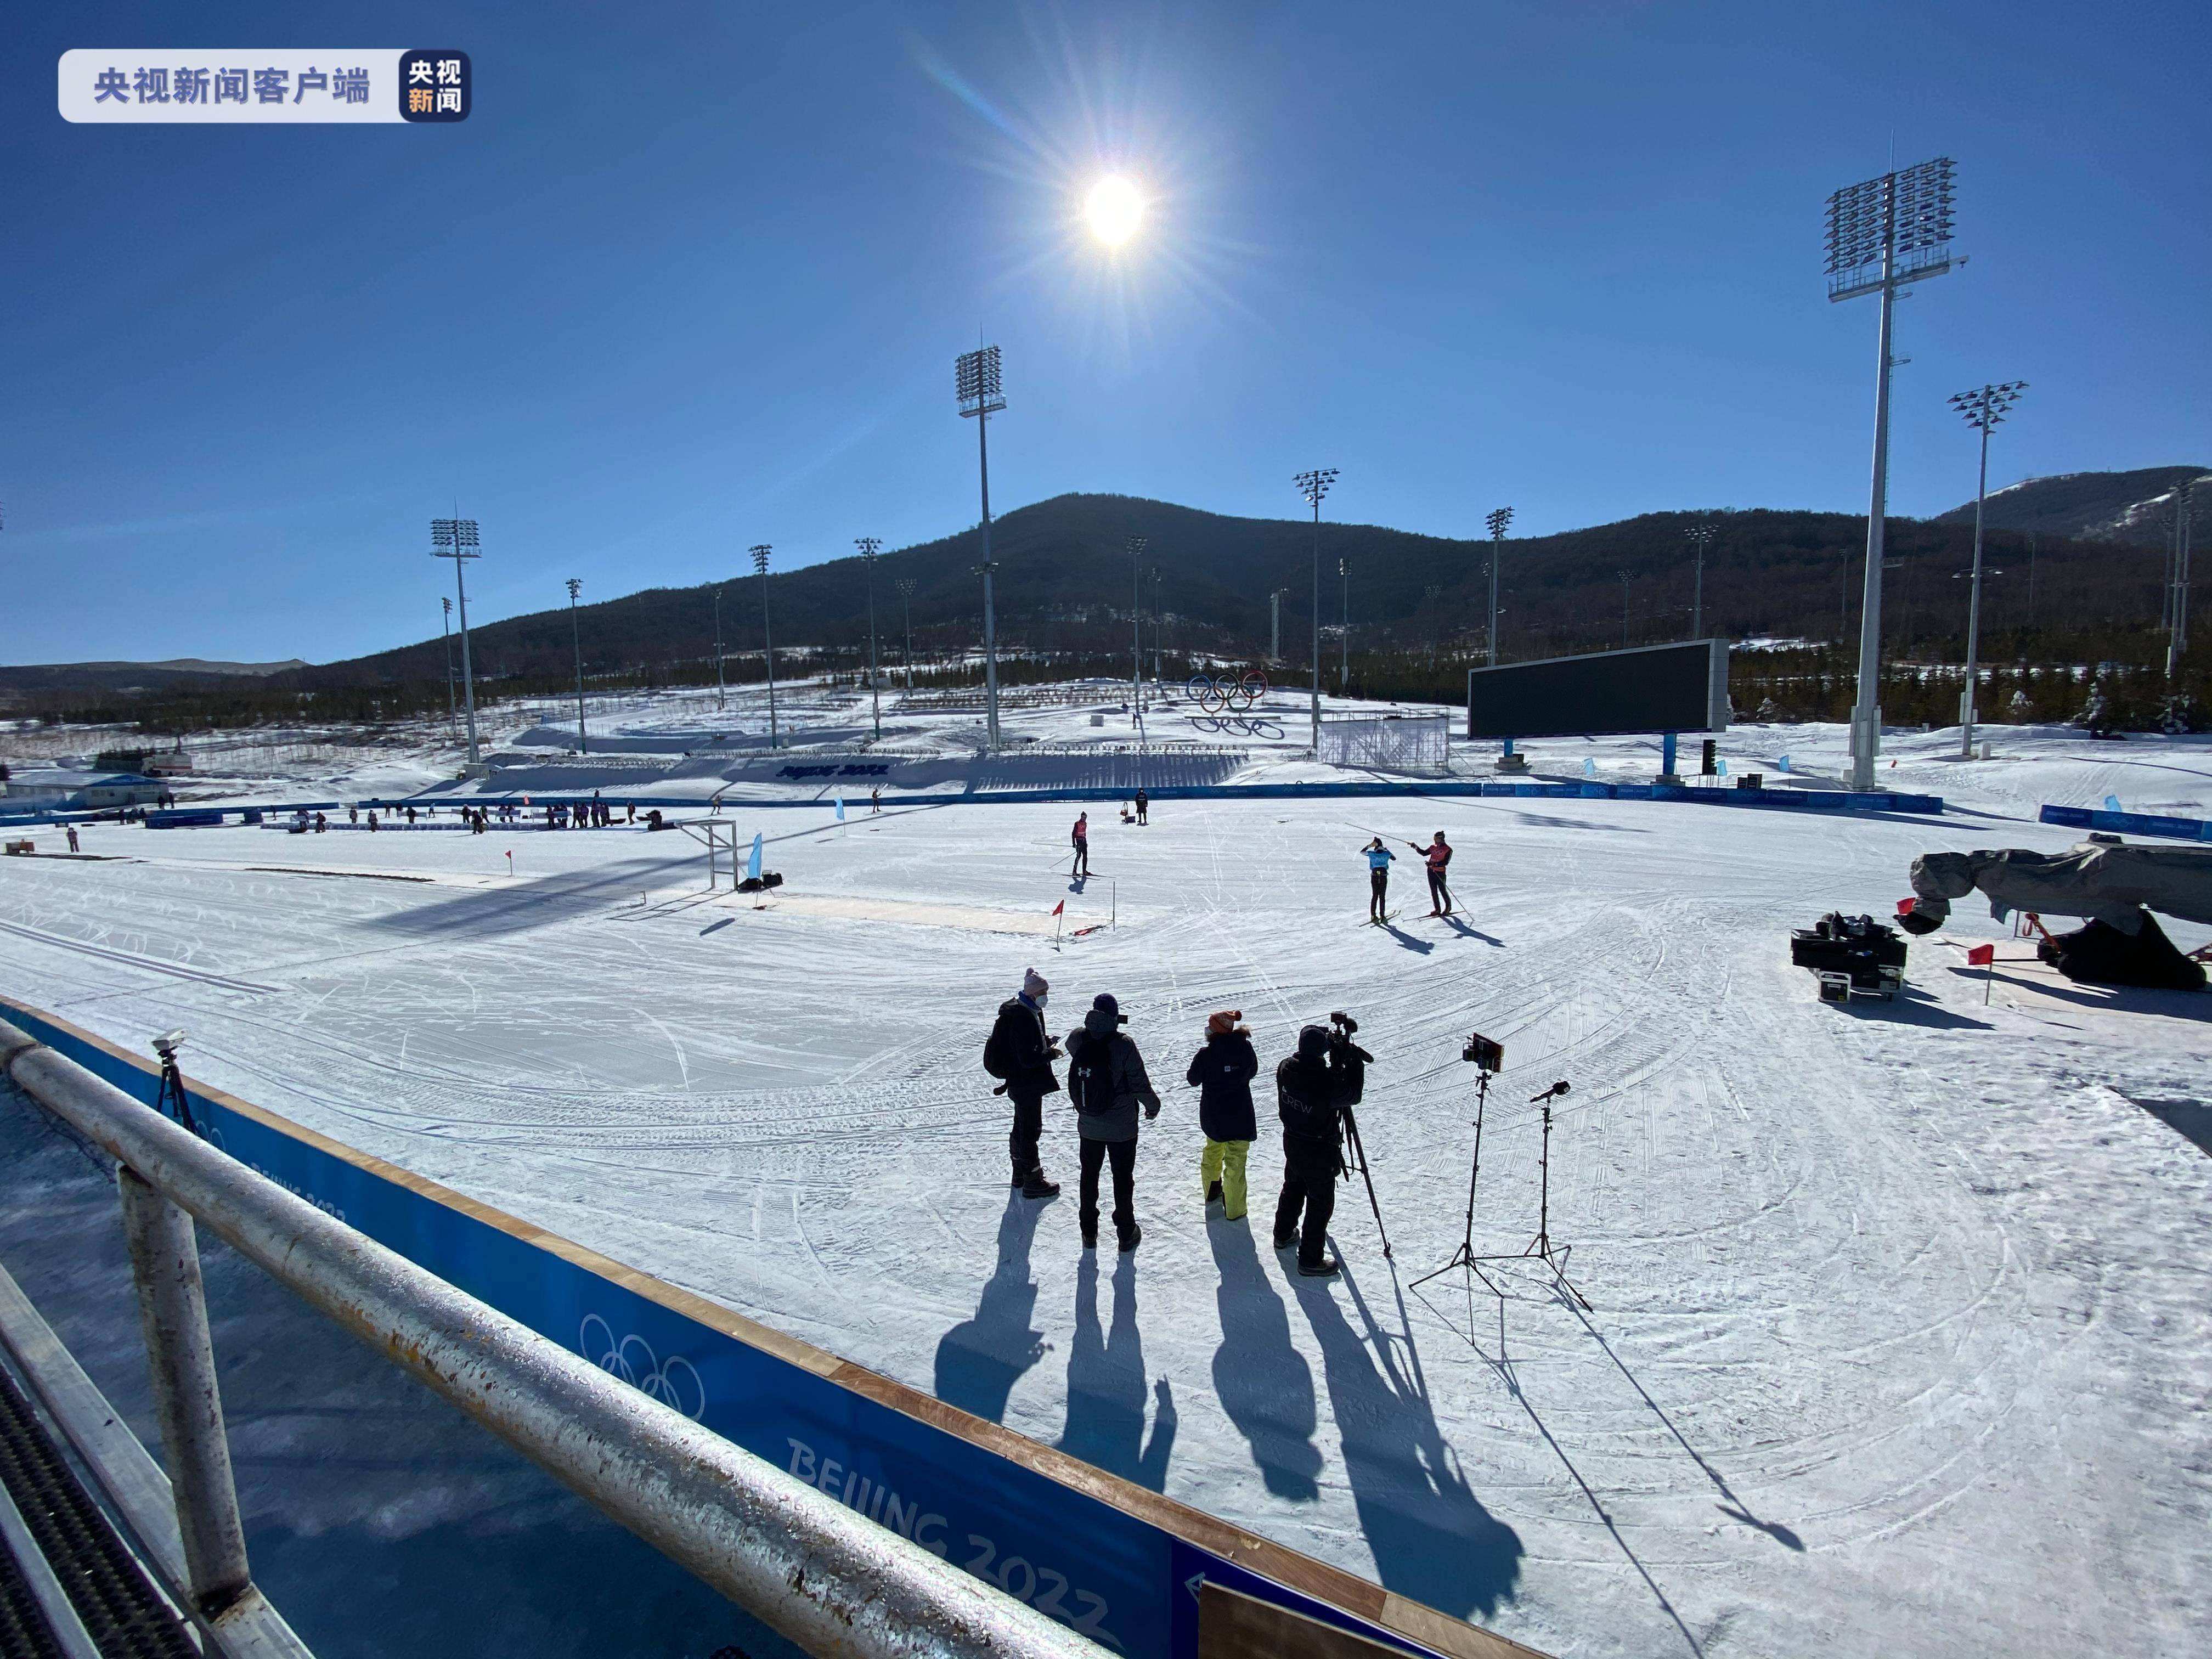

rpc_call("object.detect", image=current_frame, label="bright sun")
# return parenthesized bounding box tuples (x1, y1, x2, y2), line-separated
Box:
(1085, 175, 1143, 245)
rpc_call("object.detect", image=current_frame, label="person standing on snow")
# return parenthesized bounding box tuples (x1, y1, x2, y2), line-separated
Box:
(1064, 992, 1162, 1252)
(1071, 811, 1091, 878)
(1271, 1022, 1368, 1277)
(1408, 831, 1453, 916)
(985, 969, 1064, 1199)
(1361, 837, 1395, 922)
(1134, 788, 1149, 825)
(1187, 1011, 1259, 1221)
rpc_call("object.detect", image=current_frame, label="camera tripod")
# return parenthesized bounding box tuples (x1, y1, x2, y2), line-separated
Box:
(153, 1048, 200, 1139)
(1417, 1081, 1589, 1311)
(1337, 1103, 1392, 1259)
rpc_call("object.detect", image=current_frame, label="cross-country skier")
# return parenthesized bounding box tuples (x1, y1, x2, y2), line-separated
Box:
(985, 969, 1063, 1199)
(1063, 992, 1161, 1252)
(1187, 1011, 1258, 1220)
(1362, 837, 1395, 922)
(1271, 1022, 1367, 1277)
(1071, 811, 1091, 877)
(1407, 831, 1453, 916)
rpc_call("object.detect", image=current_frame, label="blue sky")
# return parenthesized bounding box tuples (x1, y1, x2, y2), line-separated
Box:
(4, 1, 2206, 665)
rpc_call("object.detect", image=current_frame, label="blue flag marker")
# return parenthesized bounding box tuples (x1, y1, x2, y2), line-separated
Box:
(1778, 754, 1791, 773)
(1718, 758, 1729, 777)
(2103, 794, 2123, 814)
(747, 832, 763, 882)
(1583, 757, 1595, 778)
(836, 797, 845, 822)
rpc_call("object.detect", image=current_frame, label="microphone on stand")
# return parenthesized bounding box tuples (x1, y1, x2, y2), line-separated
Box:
(1528, 1081, 1571, 1104)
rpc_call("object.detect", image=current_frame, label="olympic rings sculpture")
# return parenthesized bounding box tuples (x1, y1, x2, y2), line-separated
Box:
(1186, 670, 1269, 713)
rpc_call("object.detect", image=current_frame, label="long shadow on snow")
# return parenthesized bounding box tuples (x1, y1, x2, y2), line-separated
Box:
(1207, 1220, 1323, 1501)
(1960, 968, 2212, 1022)
(1056, 1252, 1176, 1492)
(1288, 1259, 1522, 1620)
(362, 855, 702, 941)
(933, 1195, 1049, 1422)
(1833, 988, 1992, 1030)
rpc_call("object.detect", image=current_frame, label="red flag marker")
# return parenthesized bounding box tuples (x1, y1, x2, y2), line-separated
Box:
(1896, 897, 1917, 917)
(1967, 941, 1995, 1004)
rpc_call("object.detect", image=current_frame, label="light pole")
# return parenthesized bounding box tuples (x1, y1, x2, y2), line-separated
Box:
(713, 586, 726, 711)
(1340, 558, 1350, 689)
(439, 596, 457, 741)
(1947, 381, 2027, 754)
(1826, 156, 1958, 788)
(896, 578, 917, 692)
(752, 544, 778, 749)
(2169, 478, 2198, 678)
(1618, 571, 1633, 646)
(956, 345, 1006, 752)
(430, 517, 481, 767)
(1151, 566, 1164, 684)
(1424, 584, 1443, 670)
(1269, 589, 1287, 663)
(1294, 469, 1338, 751)
(1485, 507, 1512, 667)
(1685, 522, 1716, 637)
(856, 537, 883, 740)
(565, 578, 587, 754)
(1125, 534, 1147, 722)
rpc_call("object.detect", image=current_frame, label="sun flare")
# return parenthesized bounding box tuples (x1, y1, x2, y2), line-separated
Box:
(1084, 174, 1143, 246)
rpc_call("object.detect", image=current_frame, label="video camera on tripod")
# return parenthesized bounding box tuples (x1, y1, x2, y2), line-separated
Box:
(1324, 1011, 1390, 1257)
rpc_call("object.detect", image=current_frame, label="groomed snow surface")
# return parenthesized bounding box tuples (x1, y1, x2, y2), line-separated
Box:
(1, 702, 2207, 1659)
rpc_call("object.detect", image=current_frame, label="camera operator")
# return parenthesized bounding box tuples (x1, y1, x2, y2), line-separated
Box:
(1270, 1014, 1372, 1277)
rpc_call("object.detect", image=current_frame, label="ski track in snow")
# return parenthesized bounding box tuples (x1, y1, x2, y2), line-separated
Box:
(1, 719, 2208, 1659)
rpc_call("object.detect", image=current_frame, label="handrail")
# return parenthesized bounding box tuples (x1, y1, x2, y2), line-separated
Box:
(0, 1017, 1109, 1659)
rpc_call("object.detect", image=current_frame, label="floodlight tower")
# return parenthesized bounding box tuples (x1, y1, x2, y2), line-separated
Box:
(752, 544, 778, 749)
(1126, 534, 1147, 722)
(1946, 381, 2027, 755)
(896, 578, 918, 692)
(1617, 571, 1633, 646)
(956, 345, 1007, 751)
(1424, 584, 1443, 669)
(439, 596, 457, 740)
(1485, 507, 1513, 667)
(713, 586, 726, 710)
(2168, 478, 2198, 678)
(430, 517, 481, 765)
(566, 578, 587, 754)
(1269, 589, 1288, 662)
(1826, 156, 1959, 788)
(1685, 522, 1716, 638)
(1339, 558, 1350, 689)
(856, 537, 883, 740)
(1294, 469, 1339, 750)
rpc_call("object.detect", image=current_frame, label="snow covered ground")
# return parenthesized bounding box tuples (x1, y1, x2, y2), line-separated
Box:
(1, 701, 2207, 1659)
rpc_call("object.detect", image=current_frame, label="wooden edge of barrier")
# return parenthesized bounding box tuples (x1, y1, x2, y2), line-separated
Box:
(0, 992, 1549, 1659)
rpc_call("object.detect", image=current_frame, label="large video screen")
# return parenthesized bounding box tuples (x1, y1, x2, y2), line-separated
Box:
(1467, 640, 1729, 740)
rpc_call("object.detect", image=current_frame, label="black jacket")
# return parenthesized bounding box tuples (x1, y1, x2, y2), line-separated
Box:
(1064, 1011, 1160, 1142)
(1186, 1030, 1259, 1142)
(1274, 1045, 1364, 1148)
(995, 997, 1060, 1102)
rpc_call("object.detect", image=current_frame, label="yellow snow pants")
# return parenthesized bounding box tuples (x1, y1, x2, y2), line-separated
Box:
(1201, 1138, 1251, 1220)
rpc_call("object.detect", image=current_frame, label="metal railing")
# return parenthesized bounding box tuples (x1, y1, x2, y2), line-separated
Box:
(0, 1017, 1109, 1659)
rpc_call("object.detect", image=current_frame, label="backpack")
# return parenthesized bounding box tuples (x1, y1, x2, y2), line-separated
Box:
(1068, 1036, 1116, 1114)
(983, 1011, 1015, 1079)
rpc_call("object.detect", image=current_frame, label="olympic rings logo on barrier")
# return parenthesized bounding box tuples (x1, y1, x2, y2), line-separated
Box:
(580, 1313, 707, 1420)
(1186, 670, 1268, 713)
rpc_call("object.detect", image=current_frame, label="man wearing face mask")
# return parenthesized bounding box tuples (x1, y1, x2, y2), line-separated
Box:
(984, 968, 1064, 1199)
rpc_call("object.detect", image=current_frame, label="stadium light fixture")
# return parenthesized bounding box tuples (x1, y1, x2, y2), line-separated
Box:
(1827, 156, 1959, 788)
(566, 578, 587, 754)
(1294, 469, 1339, 751)
(1685, 522, 1717, 639)
(752, 544, 779, 749)
(956, 345, 1007, 752)
(1485, 507, 1513, 667)
(856, 537, 883, 741)
(430, 517, 481, 765)
(1946, 381, 2026, 753)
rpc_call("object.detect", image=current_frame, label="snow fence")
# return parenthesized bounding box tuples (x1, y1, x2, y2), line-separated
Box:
(0, 992, 1542, 1659)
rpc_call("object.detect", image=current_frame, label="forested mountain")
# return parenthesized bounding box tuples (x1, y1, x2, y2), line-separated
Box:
(1931, 466, 2208, 546)
(291, 490, 2174, 691)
